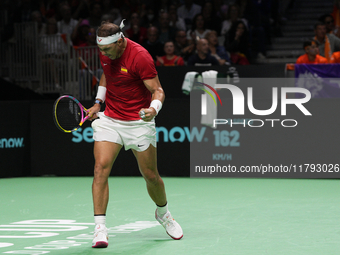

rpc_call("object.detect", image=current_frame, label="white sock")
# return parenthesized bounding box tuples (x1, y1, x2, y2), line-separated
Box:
(157, 202, 168, 217)
(94, 215, 106, 226)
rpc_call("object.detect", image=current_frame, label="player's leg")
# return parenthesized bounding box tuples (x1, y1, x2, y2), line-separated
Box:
(92, 141, 122, 248)
(132, 145, 183, 240)
(93, 141, 122, 214)
(132, 144, 166, 206)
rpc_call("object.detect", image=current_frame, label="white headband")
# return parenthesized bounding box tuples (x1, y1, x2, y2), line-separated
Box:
(97, 19, 125, 45)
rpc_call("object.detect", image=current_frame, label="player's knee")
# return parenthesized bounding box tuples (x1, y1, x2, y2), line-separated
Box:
(144, 171, 160, 185)
(93, 163, 110, 182)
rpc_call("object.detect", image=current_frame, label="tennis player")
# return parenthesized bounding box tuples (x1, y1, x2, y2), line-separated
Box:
(86, 20, 183, 248)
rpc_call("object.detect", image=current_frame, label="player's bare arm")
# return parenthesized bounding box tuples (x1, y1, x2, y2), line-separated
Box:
(87, 73, 107, 120)
(139, 75, 165, 122)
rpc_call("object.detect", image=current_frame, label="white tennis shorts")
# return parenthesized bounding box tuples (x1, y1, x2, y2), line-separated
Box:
(91, 112, 156, 152)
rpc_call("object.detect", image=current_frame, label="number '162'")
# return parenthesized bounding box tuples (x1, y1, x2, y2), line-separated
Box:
(213, 130, 240, 147)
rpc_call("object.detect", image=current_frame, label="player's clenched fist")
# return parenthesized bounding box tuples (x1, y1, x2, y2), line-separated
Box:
(139, 108, 157, 122)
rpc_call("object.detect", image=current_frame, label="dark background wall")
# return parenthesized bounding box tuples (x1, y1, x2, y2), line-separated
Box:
(0, 64, 295, 178)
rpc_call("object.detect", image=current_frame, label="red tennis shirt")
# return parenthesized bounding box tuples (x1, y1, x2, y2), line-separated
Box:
(99, 38, 158, 120)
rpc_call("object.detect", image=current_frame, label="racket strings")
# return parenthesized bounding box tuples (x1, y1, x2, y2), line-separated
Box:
(55, 98, 83, 131)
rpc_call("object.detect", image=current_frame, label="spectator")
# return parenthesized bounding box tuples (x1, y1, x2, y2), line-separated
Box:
(331, 0, 340, 38)
(25, 10, 46, 67)
(221, 4, 248, 36)
(156, 0, 171, 13)
(78, 27, 97, 47)
(243, 0, 270, 58)
(157, 12, 177, 44)
(156, 41, 185, 66)
(57, 4, 78, 36)
(125, 12, 147, 44)
(42, 17, 68, 54)
(270, 0, 283, 37)
(235, 0, 248, 19)
(177, 0, 202, 29)
(330, 51, 340, 63)
(314, 22, 340, 62)
(72, 0, 91, 20)
(41, 17, 68, 89)
(101, 14, 115, 23)
(2, 0, 38, 41)
(115, 5, 131, 31)
(44, 17, 59, 37)
(168, 3, 186, 31)
(123, 0, 139, 13)
(88, 2, 102, 29)
(296, 40, 328, 64)
(71, 19, 90, 46)
(205, 30, 231, 65)
(244, 0, 271, 42)
(39, 0, 58, 19)
(224, 20, 250, 65)
(30, 10, 46, 35)
(319, 14, 335, 34)
(202, 1, 222, 35)
(142, 26, 164, 62)
(187, 14, 211, 45)
(102, 0, 115, 15)
(187, 38, 219, 66)
(141, 5, 157, 27)
(110, 8, 121, 24)
(174, 30, 195, 61)
(14, 0, 37, 23)
(78, 27, 99, 71)
(212, 0, 228, 20)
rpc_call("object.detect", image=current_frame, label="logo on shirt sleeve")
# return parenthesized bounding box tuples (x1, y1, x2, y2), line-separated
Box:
(121, 66, 128, 73)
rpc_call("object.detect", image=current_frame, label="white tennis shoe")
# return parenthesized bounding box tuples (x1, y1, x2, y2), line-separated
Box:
(155, 209, 183, 240)
(92, 224, 108, 248)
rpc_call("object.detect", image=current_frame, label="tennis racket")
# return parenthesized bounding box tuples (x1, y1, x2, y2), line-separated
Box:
(53, 95, 90, 133)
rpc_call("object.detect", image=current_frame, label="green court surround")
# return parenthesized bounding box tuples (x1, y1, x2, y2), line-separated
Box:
(0, 177, 339, 254)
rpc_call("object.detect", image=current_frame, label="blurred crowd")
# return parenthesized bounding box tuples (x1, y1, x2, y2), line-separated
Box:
(1, 0, 285, 66)
(296, 1, 340, 65)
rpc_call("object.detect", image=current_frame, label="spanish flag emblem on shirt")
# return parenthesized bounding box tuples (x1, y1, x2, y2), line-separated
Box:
(121, 67, 128, 73)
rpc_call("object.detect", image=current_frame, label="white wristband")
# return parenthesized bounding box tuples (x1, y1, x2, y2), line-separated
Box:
(150, 99, 162, 115)
(96, 86, 106, 102)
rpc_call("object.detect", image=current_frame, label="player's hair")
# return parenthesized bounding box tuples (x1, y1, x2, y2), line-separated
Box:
(97, 21, 124, 40)
(303, 39, 319, 49)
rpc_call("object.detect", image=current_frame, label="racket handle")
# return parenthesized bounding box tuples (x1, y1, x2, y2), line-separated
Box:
(80, 115, 90, 126)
